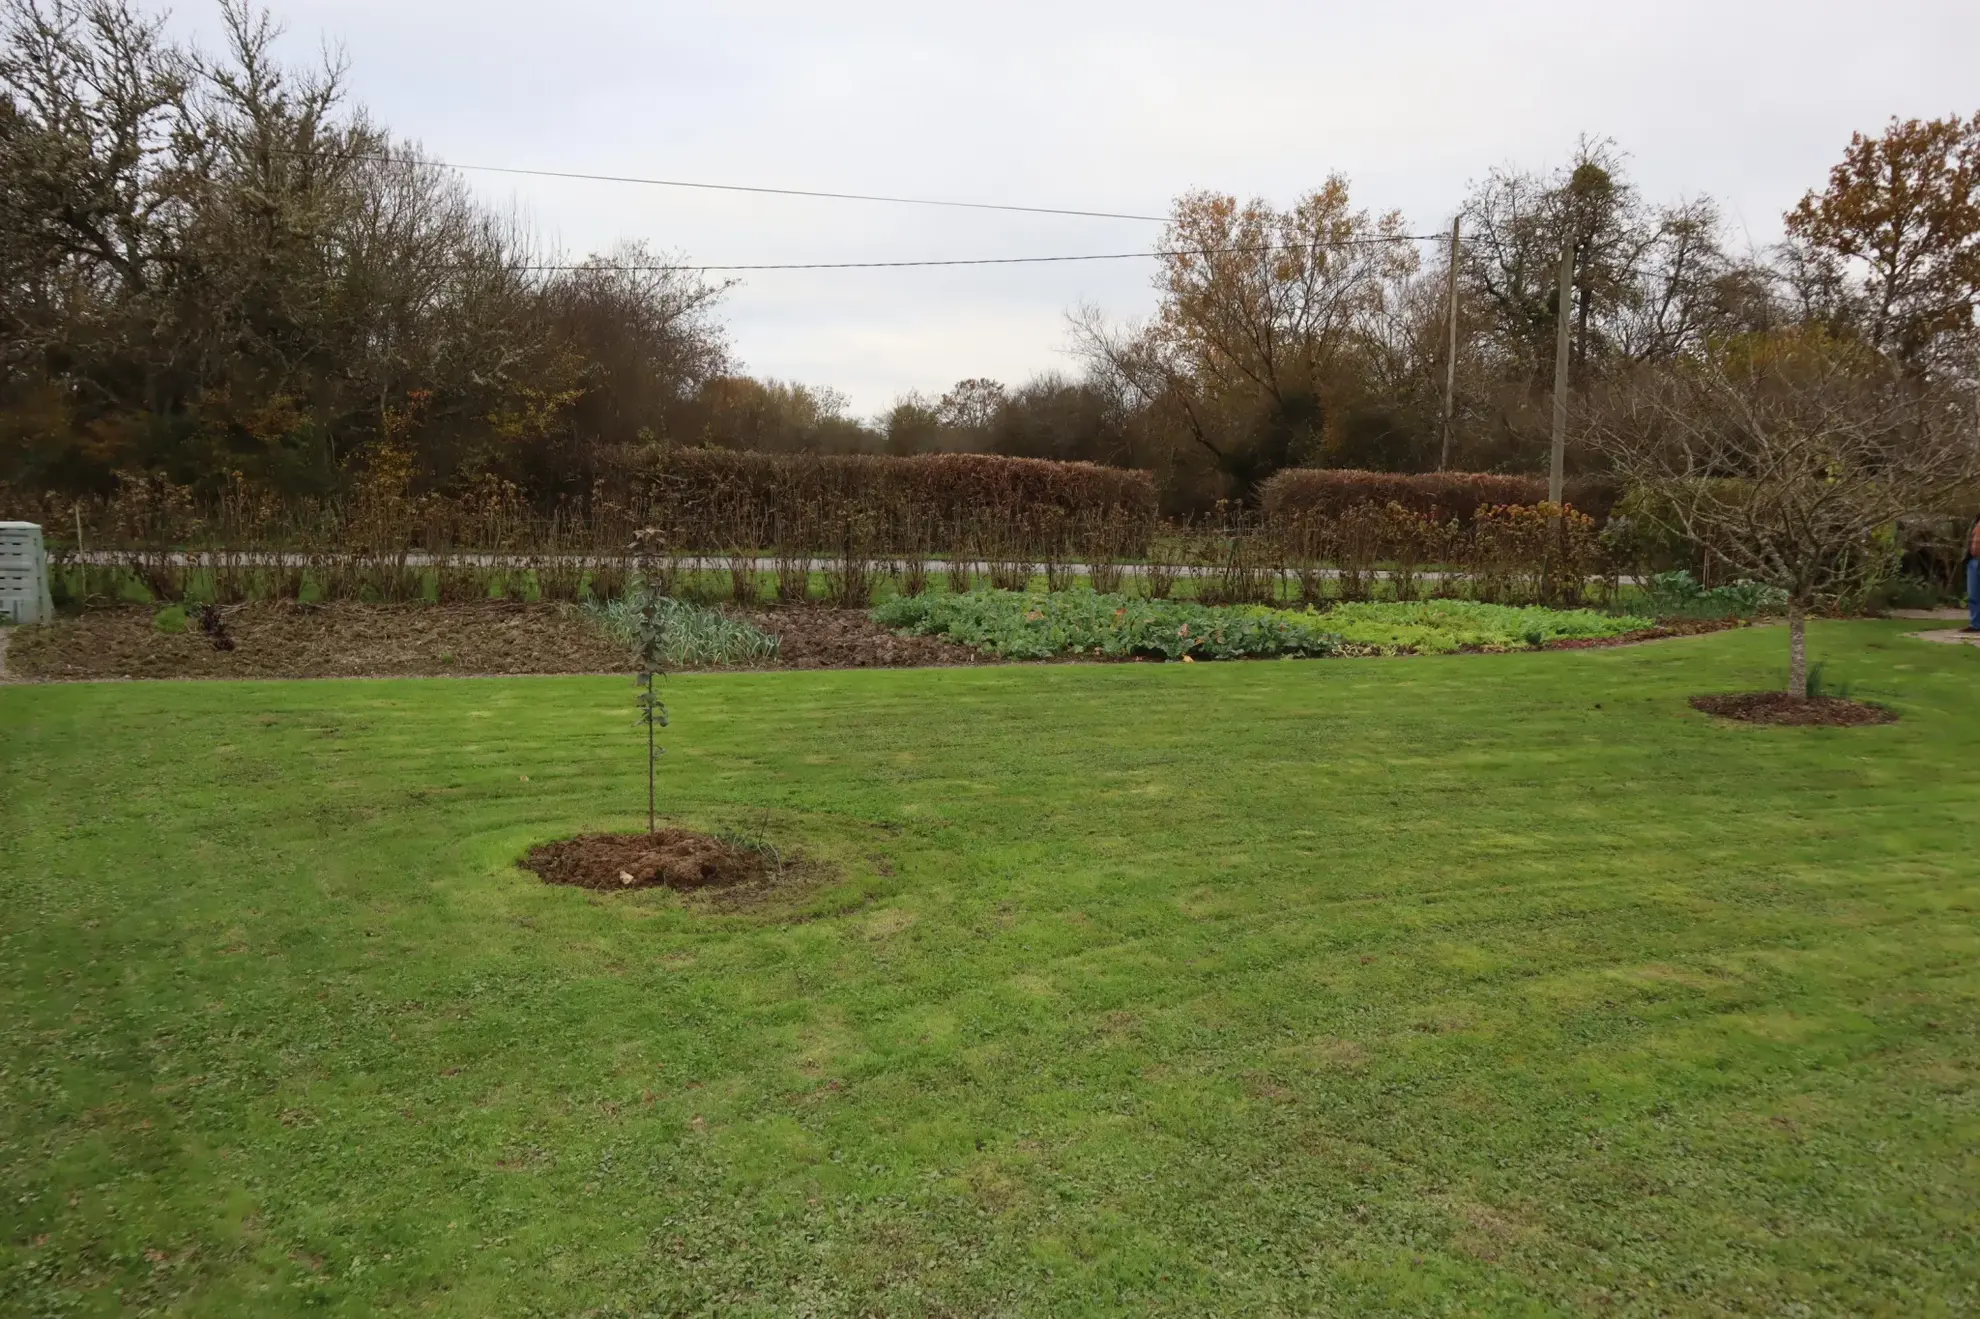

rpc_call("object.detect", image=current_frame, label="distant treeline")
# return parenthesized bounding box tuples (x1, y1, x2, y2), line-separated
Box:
(3, 2, 1974, 516)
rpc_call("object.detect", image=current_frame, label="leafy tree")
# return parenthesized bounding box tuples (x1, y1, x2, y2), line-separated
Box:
(985, 373, 1132, 466)
(0, 0, 731, 499)
(695, 376, 872, 453)
(878, 390, 942, 455)
(1785, 113, 1980, 372)
(934, 377, 1006, 434)
(1074, 180, 1417, 503)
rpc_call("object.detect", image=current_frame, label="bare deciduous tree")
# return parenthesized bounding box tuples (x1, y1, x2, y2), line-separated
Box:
(1586, 332, 1980, 697)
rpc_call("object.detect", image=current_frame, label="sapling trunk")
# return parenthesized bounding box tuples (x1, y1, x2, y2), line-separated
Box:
(633, 603, 669, 836)
(628, 534, 671, 837)
(1787, 601, 1808, 699)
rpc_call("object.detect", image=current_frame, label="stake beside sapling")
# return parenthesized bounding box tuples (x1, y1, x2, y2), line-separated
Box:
(630, 529, 671, 835)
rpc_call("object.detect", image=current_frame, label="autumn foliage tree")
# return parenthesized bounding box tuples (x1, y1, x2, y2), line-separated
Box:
(1786, 113, 1980, 373)
(1074, 180, 1418, 503)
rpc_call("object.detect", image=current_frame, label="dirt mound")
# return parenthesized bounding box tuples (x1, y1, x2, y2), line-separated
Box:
(1690, 692, 1897, 726)
(522, 829, 770, 891)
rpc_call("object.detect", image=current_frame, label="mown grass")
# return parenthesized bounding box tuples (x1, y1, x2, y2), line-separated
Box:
(2, 622, 1977, 1316)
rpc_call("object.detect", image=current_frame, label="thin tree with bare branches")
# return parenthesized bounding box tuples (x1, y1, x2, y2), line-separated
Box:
(1585, 332, 1980, 698)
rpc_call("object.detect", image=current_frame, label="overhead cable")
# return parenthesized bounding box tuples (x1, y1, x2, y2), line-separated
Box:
(517, 234, 1444, 274)
(323, 149, 1173, 223)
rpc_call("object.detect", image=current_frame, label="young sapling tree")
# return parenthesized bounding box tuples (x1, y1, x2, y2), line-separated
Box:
(630, 529, 671, 834)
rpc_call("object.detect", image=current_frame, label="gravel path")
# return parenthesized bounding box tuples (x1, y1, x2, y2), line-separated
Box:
(1912, 628, 1980, 647)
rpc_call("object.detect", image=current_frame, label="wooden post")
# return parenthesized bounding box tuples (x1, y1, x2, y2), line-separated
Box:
(1550, 238, 1573, 504)
(1439, 217, 1461, 471)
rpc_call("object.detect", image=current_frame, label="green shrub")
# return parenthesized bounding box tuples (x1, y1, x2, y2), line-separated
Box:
(1318, 600, 1654, 654)
(152, 605, 188, 634)
(585, 596, 780, 667)
(1643, 570, 1788, 617)
(876, 591, 1654, 661)
(875, 590, 1340, 661)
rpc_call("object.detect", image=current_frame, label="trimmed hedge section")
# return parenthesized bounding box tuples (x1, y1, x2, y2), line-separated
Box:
(638, 449, 1158, 550)
(1260, 469, 1621, 526)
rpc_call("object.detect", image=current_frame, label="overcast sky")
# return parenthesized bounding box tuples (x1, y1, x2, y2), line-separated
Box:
(173, 0, 1980, 416)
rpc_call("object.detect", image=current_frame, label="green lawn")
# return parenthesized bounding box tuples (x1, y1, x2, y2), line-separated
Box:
(3, 623, 1977, 1316)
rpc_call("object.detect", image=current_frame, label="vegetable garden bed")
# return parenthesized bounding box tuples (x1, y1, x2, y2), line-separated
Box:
(4, 593, 1727, 683)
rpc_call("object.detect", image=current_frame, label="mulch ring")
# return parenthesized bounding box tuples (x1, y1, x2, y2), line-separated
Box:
(1690, 692, 1897, 727)
(522, 829, 773, 892)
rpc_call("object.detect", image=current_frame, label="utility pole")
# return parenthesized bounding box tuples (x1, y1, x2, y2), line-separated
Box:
(1439, 217, 1461, 471)
(1550, 237, 1573, 504)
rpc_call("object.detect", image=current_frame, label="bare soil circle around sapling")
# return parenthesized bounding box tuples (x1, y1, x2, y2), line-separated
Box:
(1689, 692, 1897, 727)
(523, 829, 771, 892)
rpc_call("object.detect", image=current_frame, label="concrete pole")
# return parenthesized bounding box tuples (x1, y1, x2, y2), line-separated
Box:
(1550, 238, 1573, 505)
(1439, 217, 1461, 471)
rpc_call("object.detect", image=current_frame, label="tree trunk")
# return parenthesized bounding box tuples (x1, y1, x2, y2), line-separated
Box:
(1787, 603, 1808, 699)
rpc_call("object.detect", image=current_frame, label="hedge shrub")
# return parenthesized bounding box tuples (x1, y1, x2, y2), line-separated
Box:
(1259, 469, 1621, 526)
(639, 450, 1157, 551)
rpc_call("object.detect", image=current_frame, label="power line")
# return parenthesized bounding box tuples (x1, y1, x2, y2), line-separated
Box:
(281, 148, 1444, 269)
(518, 234, 1444, 274)
(331, 150, 1173, 224)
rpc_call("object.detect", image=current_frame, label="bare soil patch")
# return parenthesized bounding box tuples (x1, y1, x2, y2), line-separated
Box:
(7, 600, 985, 681)
(739, 605, 988, 669)
(5, 601, 629, 681)
(1689, 692, 1897, 726)
(522, 829, 771, 892)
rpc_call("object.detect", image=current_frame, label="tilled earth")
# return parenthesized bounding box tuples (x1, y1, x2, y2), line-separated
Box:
(735, 607, 988, 669)
(2, 601, 983, 681)
(3, 600, 1725, 683)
